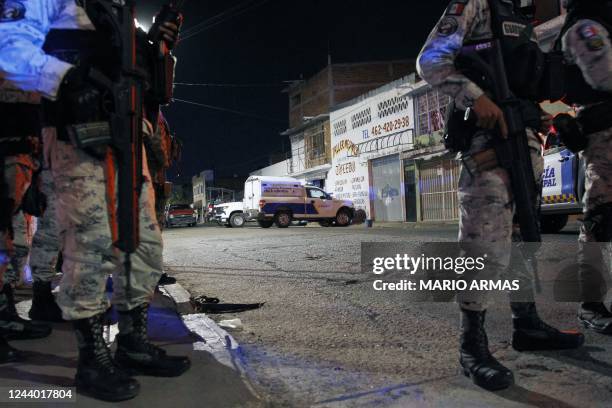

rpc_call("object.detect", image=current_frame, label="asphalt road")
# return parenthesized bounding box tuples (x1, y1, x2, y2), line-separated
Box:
(162, 222, 612, 408)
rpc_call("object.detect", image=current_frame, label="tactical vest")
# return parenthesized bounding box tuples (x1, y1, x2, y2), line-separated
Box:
(488, 0, 544, 100)
(557, 6, 612, 105)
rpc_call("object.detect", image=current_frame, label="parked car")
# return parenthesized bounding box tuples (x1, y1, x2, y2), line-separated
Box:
(165, 204, 198, 228)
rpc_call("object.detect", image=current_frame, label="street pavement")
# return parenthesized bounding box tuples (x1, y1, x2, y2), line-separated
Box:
(162, 221, 612, 407)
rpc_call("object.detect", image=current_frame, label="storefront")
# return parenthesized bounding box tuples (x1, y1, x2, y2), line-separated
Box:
(371, 154, 403, 222)
(328, 76, 417, 220)
(418, 158, 460, 222)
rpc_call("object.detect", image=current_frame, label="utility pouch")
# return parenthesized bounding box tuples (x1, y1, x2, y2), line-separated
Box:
(444, 102, 477, 153)
(21, 173, 47, 217)
(66, 121, 112, 160)
(539, 51, 565, 103)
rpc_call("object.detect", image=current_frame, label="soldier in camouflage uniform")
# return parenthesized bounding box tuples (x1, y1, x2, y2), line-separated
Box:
(28, 138, 63, 322)
(145, 112, 180, 286)
(418, 0, 584, 391)
(0, 1, 189, 401)
(0, 85, 52, 364)
(559, 0, 612, 334)
(4, 212, 30, 287)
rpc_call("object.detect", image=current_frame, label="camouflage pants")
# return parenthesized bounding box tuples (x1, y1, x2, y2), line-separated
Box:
(45, 128, 163, 320)
(457, 129, 544, 312)
(578, 127, 612, 302)
(4, 212, 29, 286)
(0, 155, 35, 311)
(29, 168, 60, 283)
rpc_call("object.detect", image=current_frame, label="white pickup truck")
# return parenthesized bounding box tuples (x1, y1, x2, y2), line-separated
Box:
(213, 176, 355, 228)
(540, 141, 585, 233)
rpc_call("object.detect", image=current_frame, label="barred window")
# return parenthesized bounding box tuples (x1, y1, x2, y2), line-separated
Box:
(415, 88, 451, 136)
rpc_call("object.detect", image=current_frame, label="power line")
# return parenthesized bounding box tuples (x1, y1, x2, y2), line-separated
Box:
(172, 97, 285, 123)
(174, 82, 285, 88)
(179, 0, 271, 42)
(180, 0, 256, 37)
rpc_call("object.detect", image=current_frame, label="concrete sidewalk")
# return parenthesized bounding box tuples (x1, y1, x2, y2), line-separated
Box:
(0, 289, 261, 408)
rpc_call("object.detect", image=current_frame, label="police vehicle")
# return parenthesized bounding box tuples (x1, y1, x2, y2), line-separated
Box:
(541, 138, 585, 233)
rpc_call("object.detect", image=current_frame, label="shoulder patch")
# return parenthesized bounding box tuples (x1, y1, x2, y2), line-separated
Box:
(578, 23, 605, 51)
(446, 0, 469, 16)
(438, 16, 459, 37)
(578, 23, 600, 40)
(0, 0, 25, 23)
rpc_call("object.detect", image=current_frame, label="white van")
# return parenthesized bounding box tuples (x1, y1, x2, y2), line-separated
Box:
(244, 176, 355, 228)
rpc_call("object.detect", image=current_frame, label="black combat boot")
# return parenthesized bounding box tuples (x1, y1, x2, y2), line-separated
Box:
(28, 281, 64, 322)
(578, 302, 612, 334)
(0, 283, 51, 340)
(0, 336, 23, 364)
(73, 313, 140, 402)
(511, 302, 585, 351)
(460, 309, 514, 391)
(158, 273, 176, 286)
(115, 304, 190, 377)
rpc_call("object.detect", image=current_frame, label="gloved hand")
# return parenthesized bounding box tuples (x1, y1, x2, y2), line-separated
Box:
(58, 66, 104, 124)
(149, 5, 183, 50)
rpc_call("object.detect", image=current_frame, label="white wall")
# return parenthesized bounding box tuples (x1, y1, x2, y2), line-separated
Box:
(328, 78, 417, 218)
(250, 159, 291, 177)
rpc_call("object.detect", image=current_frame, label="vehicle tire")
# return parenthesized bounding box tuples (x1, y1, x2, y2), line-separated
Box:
(540, 214, 569, 234)
(258, 220, 274, 229)
(274, 211, 292, 228)
(230, 213, 246, 228)
(319, 220, 332, 227)
(335, 209, 352, 227)
(353, 209, 367, 225)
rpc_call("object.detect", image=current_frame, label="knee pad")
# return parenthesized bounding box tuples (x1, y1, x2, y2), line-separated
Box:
(583, 203, 612, 242)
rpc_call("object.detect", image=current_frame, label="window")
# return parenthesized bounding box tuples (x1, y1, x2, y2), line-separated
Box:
(290, 93, 302, 108)
(415, 88, 451, 136)
(304, 124, 326, 169)
(307, 188, 327, 199)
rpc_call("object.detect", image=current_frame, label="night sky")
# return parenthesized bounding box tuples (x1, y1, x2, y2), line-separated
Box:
(137, 1, 448, 183)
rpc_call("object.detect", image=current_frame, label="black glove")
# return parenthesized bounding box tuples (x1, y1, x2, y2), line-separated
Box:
(554, 114, 587, 153)
(58, 66, 104, 124)
(148, 5, 183, 50)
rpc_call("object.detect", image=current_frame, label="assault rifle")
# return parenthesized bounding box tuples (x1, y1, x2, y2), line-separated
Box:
(87, 0, 144, 298)
(458, 40, 542, 243)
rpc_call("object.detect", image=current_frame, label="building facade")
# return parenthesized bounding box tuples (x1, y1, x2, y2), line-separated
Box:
(282, 60, 415, 189)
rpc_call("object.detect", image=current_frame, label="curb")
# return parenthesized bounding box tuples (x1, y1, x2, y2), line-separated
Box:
(158, 282, 261, 399)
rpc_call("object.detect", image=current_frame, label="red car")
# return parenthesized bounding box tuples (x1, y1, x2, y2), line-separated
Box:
(164, 204, 198, 228)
